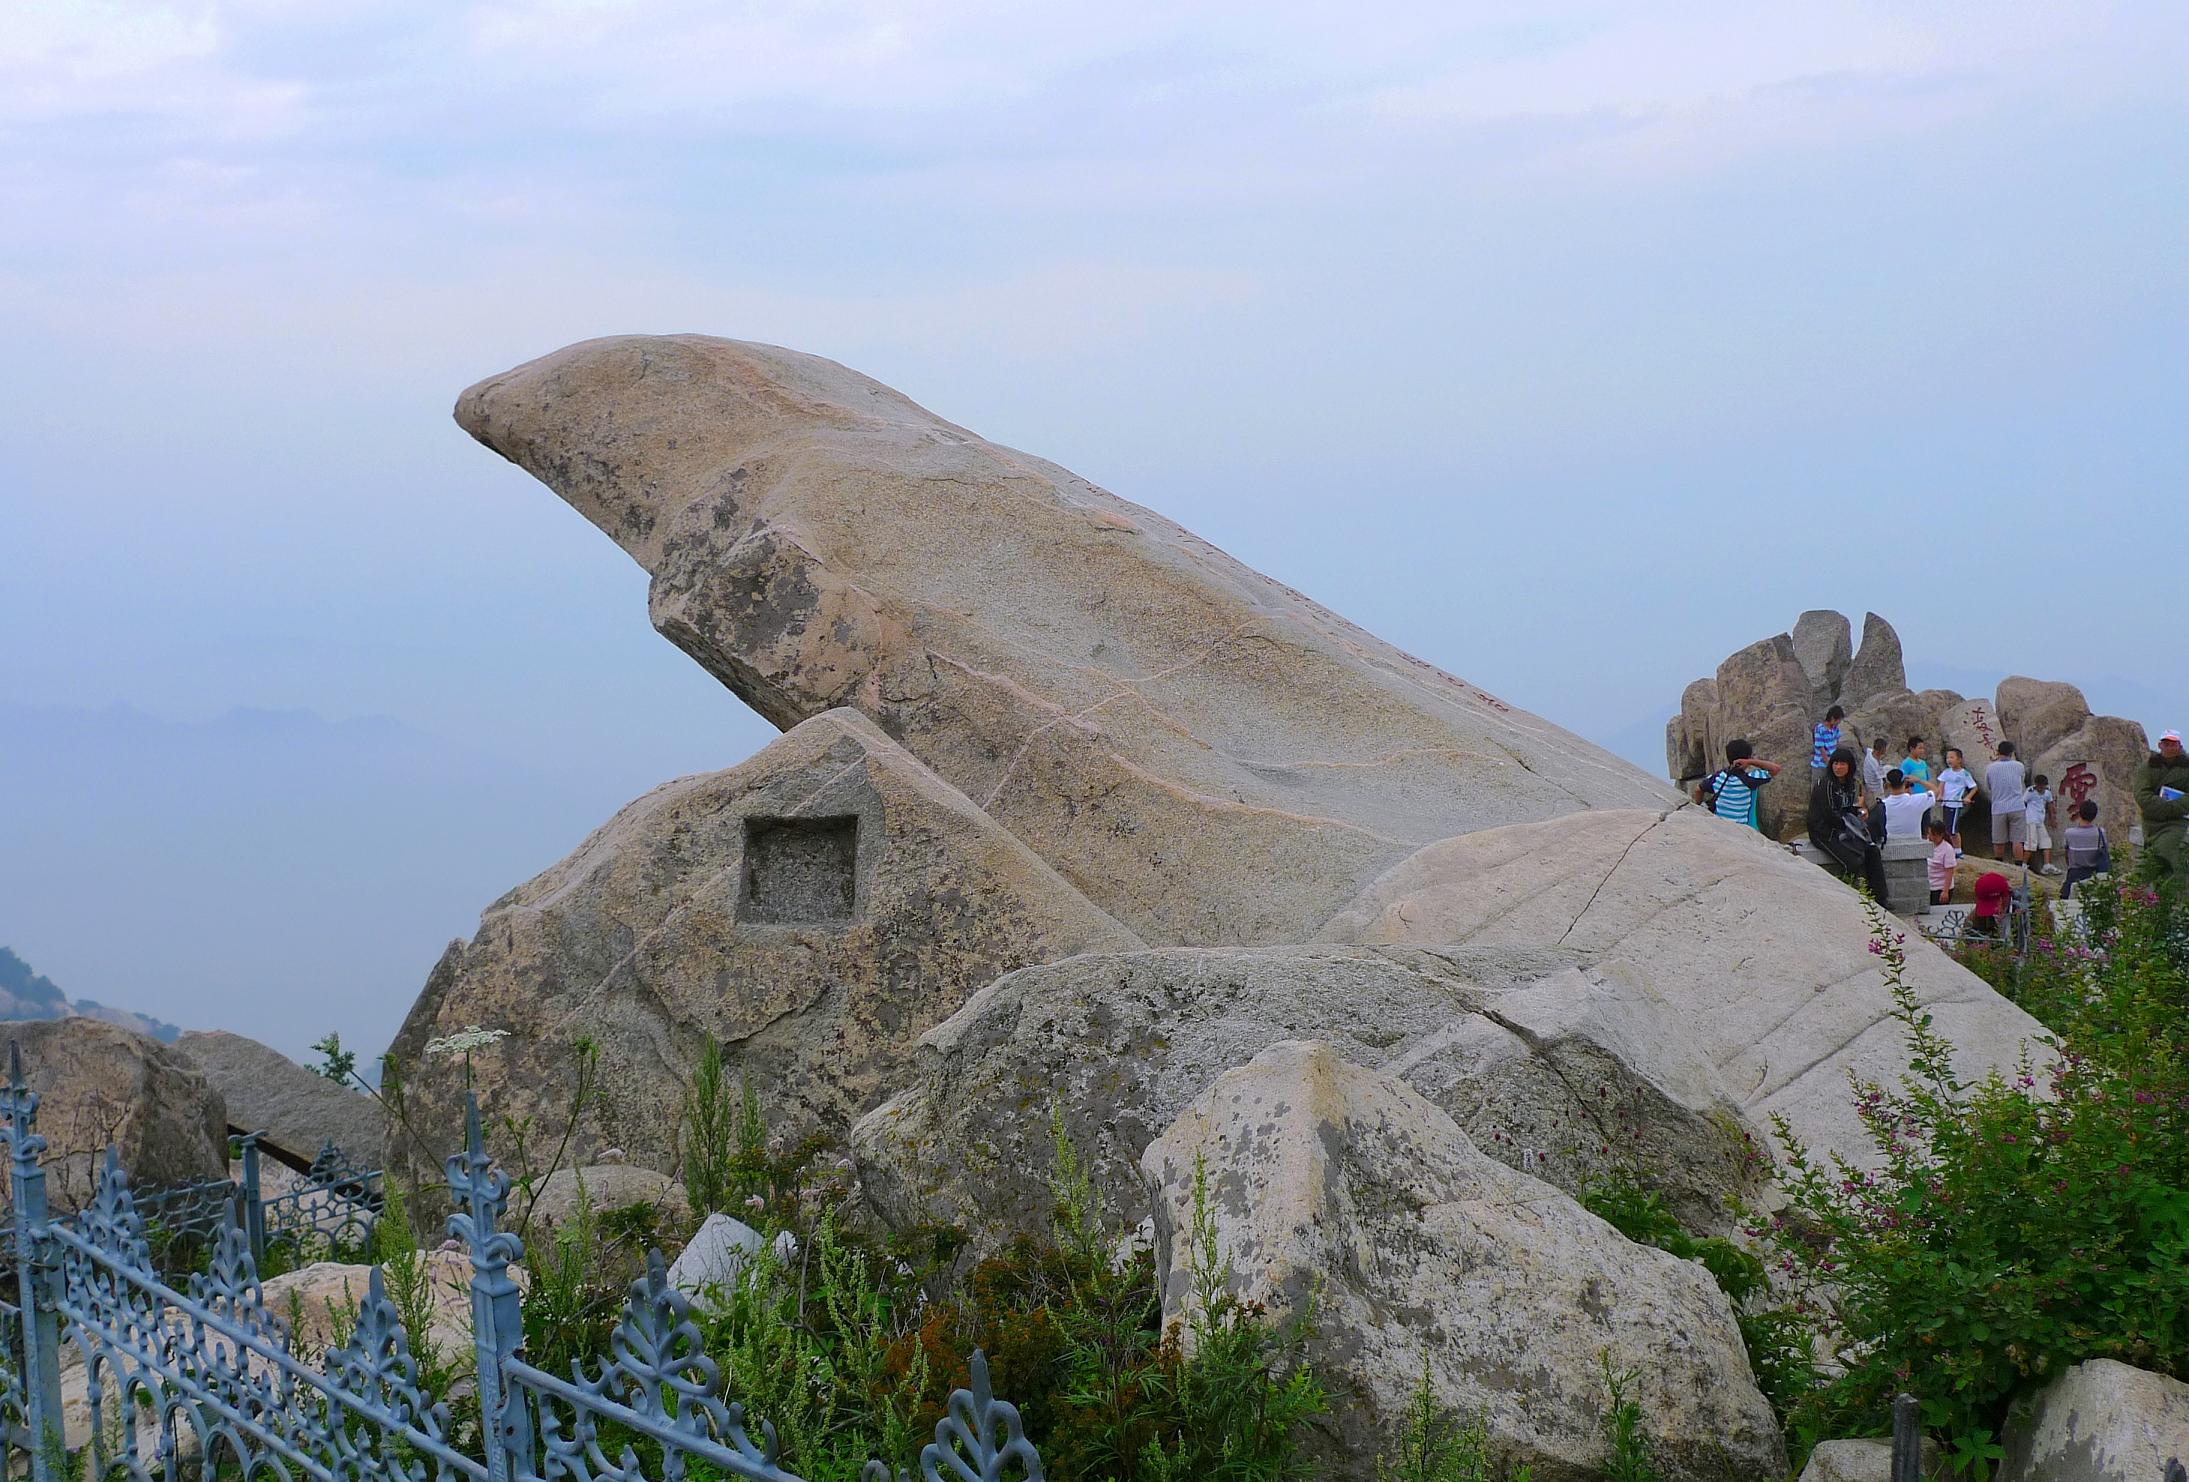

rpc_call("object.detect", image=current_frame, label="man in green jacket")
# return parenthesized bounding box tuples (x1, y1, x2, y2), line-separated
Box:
(2135, 729, 2189, 883)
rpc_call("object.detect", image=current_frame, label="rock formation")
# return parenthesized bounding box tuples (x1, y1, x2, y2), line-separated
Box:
(409, 337, 2069, 1471)
(455, 335, 1677, 951)
(857, 943, 1765, 1248)
(1142, 1041, 1786, 1482)
(389, 706, 1136, 1183)
(1669, 609, 2150, 849)
(174, 1029, 384, 1169)
(0, 1018, 227, 1210)
(1999, 1359, 2189, 1482)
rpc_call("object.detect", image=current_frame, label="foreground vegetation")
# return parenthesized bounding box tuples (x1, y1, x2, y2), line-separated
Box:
(1755, 885, 2189, 1477)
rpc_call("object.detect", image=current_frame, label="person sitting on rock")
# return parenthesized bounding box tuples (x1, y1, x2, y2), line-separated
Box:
(1699, 739, 1779, 831)
(2134, 729, 2189, 885)
(1808, 747, 1888, 899)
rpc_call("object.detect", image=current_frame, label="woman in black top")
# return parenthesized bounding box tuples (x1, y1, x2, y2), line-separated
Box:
(1810, 747, 1889, 900)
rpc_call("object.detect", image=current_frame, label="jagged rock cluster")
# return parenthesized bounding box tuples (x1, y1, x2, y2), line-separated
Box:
(1669, 609, 2150, 848)
(391, 336, 2054, 1480)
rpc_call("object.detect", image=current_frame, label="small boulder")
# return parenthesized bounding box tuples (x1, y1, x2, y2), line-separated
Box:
(173, 1029, 385, 1168)
(2, 1018, 227, 1211)
(525, 1165, 691, 1235)
(1797, 1436, 1942, 1482)
(1141, 1042, 1784, 1482)
(2000, 1358, 2189, 1482)
(665, 1213, 764, 1300)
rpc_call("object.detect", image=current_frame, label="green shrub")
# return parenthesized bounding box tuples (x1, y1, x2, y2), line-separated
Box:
(691, 1112, 1324, 1482)
(1375, 1360, 1529, 1482)
(1765, 893, 2189, 1478)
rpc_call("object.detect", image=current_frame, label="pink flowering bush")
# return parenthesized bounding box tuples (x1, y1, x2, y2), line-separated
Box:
(1765, 893, 2189, 1479)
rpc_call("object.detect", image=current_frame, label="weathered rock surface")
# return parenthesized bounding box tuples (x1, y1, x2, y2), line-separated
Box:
(173, 1029, 385, 1168)
(1314, 807, 2044, 1171)
(456, 335, 1679, 948)
(526, 1165, 691, 1234)
(1796, 1437, 1941, 1482)
(853, 941, 1759, 1243)
(2000, 1359, 2189, 1482)
(1, 1018, 226, 1211)
(855, 945, 1764, 1248)
(265, 1250, 500, 1361)
(1791, 610, 1854, 713)
(1142, 1042, 1785, 1482)
(387, 707, 1138, 1186)
(1841, 612, 1907, 709)
(1842, 688, 1937, 763)
(1997, 676, 2093, 763)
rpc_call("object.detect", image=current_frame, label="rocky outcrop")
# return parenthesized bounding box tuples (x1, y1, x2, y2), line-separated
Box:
(1791, 610, 1854, 713)
(855, 945, 1765, 1249)
(388, 707, 1138, 1186)
(1669, 611, 2149, 850)
(456, 335, 1677, 949)
(174, 1030, 384, 1168)
(1314, 807, 2044, 1172)
(1, 1018, 226, 1211)
(1999, 1359, 2189, 1482)
(1840, 612, 1907, 709)
(1142, 1042, 1785, 1482)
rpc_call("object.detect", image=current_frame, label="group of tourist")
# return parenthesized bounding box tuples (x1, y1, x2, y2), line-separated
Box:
(1694, 706, 2188, 913)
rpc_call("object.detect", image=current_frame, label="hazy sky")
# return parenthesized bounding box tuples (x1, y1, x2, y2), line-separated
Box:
(3, 1, 2184, 1061)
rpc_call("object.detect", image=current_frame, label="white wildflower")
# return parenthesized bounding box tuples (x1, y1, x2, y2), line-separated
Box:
(424, 1026, 509, 1058)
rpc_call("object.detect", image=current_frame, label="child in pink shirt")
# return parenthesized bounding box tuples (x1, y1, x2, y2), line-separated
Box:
(1926, 817, 1957, 906)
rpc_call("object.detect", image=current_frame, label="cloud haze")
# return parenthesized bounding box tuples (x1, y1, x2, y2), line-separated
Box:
(3, 1, 2182, 1057)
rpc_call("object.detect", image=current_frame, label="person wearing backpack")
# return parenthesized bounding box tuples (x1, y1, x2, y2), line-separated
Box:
(1809, 746, 1888, 898)
(2061, 799, 2113, 898)
(1697, 738, 1780, 831)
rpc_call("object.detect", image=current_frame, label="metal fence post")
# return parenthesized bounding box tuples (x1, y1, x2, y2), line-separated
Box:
(5, 1044, 64, 1482)
(237, 1133, 268, 1268)
(448, 1093, 532, 1482)
(1891, 1392, 1923, 1482)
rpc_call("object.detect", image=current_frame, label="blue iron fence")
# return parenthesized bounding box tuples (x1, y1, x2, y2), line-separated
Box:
(0, 1044, 1044, 1482)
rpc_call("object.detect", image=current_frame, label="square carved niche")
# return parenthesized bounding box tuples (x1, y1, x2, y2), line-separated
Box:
(736, 815, 860, 925)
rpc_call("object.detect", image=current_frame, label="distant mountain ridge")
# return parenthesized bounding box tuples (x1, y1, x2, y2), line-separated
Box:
(0, 947, 180, 1043)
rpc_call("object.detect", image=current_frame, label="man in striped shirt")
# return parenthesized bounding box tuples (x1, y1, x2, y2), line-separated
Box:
(1699, 739, 1782, 830)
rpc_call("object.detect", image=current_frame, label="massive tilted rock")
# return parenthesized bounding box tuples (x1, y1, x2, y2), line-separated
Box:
(2000, 1359, 2189, 1482)
(388, 708, 1137, 1184)
(1670, 610, 2148, 853)
(1, 1018, 227, 1210)
(1840, 612, 1907, 709)
(174, 1029, 384, 1168)
(1143, 1042, 1785, 1482)
(1314, 808, 2044, 1171)
(856, 944, 1764, 1248)
(1791, 609, 1854, 713)
(457, 335, 1678, 946)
